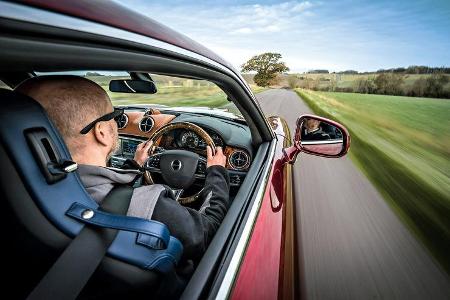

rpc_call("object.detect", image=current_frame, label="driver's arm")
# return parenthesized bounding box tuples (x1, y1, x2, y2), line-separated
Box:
(119, 140, 153, 170)
(151, 146, 230, 261)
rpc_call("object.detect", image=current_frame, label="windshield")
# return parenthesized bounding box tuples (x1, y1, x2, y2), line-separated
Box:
(36, 71, 243, 118)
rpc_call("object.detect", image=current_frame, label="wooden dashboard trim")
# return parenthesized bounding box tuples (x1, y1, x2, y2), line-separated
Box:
(117, 111, 250, 171)
(224, 146, 250, 171)
(118, 111, 175, 137)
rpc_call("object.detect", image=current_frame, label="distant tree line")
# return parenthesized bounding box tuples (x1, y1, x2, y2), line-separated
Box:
(307, 69, 329, 74)
(337, 70, 358, 74)
(333, 66, 450, 75)
(332, 73, 449, 98)
(352, 73, 449, 98)
(85, 71, 103, 76)
(288, 71, 450, 99)
(375, 66, 450, 74)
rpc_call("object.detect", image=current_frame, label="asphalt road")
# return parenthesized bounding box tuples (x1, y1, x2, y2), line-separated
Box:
(256, 89, 450, 300)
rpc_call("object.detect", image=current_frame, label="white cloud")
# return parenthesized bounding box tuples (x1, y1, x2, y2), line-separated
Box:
(290, 1, 313, 13)
(116, 0, 450, 72)
(231, 27, 254, 35)
(116, 1, 320, 71)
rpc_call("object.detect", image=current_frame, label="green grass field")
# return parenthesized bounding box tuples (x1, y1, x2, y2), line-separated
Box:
(296, 89, 450, 273)
(87, 75, 266, 109)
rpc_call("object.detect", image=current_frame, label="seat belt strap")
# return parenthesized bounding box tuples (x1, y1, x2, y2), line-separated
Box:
(66, 202, 169, 249)
(27, 185, 134, 300)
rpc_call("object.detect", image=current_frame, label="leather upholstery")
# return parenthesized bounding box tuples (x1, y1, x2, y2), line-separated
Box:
(0, 89, 182, 274)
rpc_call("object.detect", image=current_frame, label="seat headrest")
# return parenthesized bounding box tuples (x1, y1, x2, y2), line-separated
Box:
(0, 88, 98, 235)
(0, 89, 182, 273)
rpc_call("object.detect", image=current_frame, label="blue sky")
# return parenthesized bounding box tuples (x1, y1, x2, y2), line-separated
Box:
(116, 0, 450, 72)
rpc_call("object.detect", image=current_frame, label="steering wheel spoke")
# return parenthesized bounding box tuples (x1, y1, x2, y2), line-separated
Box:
(195, 156, 207, 179)
(144, 152, 162, 171)
(143, 122, 216, 203)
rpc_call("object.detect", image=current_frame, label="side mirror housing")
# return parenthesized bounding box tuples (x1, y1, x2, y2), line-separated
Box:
(283, 114, 350, 164)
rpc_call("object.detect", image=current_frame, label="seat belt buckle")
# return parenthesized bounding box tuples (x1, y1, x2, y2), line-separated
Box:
(48, 159, 78, 175)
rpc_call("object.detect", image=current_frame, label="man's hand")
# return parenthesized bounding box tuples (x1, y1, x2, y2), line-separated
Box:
(134, 140, 153, 166)
(206, 146, 226, 168)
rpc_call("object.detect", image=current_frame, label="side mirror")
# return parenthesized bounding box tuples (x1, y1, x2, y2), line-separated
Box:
(283, 114, 350, 163)
(109, 79, 157, 94)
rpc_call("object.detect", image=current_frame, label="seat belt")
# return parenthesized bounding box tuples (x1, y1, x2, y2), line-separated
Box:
(27, 185, 134, 300)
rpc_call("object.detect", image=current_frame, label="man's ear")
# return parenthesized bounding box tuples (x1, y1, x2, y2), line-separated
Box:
(93, 122, 109, 147)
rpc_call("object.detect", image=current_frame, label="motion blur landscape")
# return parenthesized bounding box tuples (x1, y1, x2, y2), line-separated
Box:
(71, 67, 450, 274)
(41, 0, 450, 296)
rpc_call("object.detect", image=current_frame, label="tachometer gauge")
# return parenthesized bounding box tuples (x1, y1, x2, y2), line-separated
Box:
(181, 131, 199, 148)
(211, 133, 223, 147)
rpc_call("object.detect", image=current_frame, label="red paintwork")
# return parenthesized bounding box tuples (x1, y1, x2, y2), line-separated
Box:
(17, 0, 236, 72)
(230, 118, 289, 300)
(282, 144, 301, 164)
(231, 114, 350, 299)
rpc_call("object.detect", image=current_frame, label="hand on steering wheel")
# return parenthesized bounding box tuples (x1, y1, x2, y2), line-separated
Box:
(133, 140, 154, 166)
(142, 122, 222, 203)
(206, 145, 226, 168)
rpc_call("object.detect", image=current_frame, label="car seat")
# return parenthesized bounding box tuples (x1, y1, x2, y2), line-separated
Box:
(0, 89, 183, 299)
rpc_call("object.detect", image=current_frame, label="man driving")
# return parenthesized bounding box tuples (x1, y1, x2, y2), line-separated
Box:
(301, 118, 331, 141)
(15, 75, 230, 262)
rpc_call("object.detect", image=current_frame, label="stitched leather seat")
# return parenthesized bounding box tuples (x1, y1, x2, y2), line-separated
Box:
(0, 89, 182, 298)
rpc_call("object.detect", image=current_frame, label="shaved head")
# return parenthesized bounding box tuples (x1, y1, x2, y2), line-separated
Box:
(15, 75, 114, 157)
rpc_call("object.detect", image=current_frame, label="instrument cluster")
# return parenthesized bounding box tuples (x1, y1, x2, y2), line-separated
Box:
(177, 129, 224, 150)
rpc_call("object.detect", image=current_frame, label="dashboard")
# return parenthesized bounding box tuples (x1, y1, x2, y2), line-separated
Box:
(110, 108, 253, 187)
(160, 128, 224, 151)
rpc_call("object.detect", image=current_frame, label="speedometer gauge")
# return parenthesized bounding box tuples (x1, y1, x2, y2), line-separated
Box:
(181, 131, 199, 148)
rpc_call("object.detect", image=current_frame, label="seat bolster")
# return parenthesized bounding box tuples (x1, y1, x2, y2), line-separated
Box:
(0, 89, 183, 273)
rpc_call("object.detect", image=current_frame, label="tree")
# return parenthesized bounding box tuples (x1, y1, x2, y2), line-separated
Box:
(409, 78, 427, 97)
(307, 69, 329, 74)
(354, 78, 376, 94)
(338, 70, 358, 74)
(425, 73, 449, 97)
(408, 74, 449, 98)
(241, 53, 289, 87)
(374, 73, 404, 95)
(85, 71, 102, 76)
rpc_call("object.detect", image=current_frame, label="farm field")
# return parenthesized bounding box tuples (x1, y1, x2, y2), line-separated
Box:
(290, 73, 450, 91)
(87, 75, 266, 108)
(296, 89, 450, 272)
(241, 73, 450, 96)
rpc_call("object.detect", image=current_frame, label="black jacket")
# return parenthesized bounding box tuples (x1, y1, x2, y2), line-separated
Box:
(78, 161, 230, 262)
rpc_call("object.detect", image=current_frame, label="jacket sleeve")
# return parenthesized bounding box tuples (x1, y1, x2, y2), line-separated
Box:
(120, 159, 142, 170)
(151, 165, 230, 261)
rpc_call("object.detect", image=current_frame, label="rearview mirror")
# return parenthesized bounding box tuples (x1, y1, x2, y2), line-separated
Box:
(283, 114, 350, 163)
(109, 79, 157, 94)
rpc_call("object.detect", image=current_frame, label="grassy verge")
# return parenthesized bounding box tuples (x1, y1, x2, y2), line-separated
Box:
(295, 89, 450, 273)
(108, 85, 229, 107)
(87, 75, 267, 108)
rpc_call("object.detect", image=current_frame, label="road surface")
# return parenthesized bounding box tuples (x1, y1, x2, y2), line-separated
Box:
(256, 89, 450, 300)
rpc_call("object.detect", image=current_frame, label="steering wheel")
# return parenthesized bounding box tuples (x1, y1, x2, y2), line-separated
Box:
(143, 122, 216, 204)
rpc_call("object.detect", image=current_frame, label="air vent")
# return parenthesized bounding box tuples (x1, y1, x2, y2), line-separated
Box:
(139, 116, 154, 132)
(116, 113, 128, 129)
(143, 108, 155, 116)
(229, 150, 250, 170)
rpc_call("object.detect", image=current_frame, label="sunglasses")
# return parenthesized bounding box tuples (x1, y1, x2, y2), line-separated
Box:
(80, 108, 124, 134)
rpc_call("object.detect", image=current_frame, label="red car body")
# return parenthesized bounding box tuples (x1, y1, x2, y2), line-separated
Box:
(0, 1, 349, 299)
